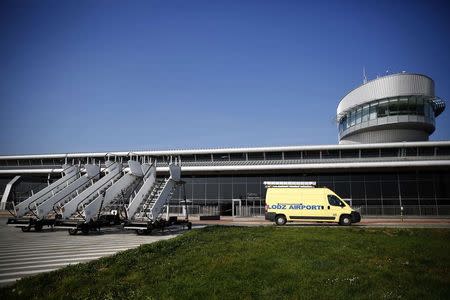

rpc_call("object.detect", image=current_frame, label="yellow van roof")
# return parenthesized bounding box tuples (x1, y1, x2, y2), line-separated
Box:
(264, 181, 317, 188)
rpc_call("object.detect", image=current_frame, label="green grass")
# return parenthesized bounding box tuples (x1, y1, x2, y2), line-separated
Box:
(1, 226, 450, 300)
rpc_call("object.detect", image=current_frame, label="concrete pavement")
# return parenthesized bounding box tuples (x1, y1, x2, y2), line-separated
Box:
(0, 219, 180, 287)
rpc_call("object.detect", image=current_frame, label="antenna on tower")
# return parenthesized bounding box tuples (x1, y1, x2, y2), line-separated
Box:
(363, 67, 367, 84)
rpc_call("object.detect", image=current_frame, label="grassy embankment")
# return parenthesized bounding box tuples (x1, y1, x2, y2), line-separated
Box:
(1, 226, 449, 299)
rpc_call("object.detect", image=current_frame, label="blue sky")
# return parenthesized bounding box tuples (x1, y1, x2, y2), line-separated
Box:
(0, 0, 449, 154)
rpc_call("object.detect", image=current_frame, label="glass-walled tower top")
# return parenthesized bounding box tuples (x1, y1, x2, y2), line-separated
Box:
(337, 73, 446, 144)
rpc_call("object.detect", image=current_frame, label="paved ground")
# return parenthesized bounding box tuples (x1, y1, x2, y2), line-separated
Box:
(0, 219, 181, 287)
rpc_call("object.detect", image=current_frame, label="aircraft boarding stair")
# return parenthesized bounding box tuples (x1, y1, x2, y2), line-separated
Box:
(124, 164, 191, 234)
(9, 164, 80, 219)
(55, 161, 122, 228)
(125, 163, 156, 220)
(36, 164, 101, 219)
(7, 164, 101, 231)
(83, 160, 144, 222)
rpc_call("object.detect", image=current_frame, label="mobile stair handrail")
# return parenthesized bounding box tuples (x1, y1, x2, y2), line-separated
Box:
(83, 160, 144, 222)
(35, 164, 101, 219)
(142, 164, 180, 222)
(124, 163, 192, 234)
(14, 164, 75, 201)
(59, 161, 122, 220)
(14, 165, 79, 218)
(126, 163, 157, 220)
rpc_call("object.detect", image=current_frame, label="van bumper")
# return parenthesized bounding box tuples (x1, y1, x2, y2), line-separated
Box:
(265, 212, 276, 221)
(351, 211, 361, 223)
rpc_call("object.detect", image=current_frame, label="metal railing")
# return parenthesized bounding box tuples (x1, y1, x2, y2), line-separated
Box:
(167, 204, 450, 217)
(1, 153, 449, 171)
(155, 155, 450, 168)
(167, 205, 265, 217)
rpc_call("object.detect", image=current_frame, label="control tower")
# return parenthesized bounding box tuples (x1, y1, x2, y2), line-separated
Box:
(337, 73, 446, 144)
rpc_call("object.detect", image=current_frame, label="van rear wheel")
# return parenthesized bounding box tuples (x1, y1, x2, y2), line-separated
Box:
(339, 215, 352, 226)
(275, 215, 287, 226)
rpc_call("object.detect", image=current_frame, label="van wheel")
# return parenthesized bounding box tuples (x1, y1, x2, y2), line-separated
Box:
(339, 215, 352, 226)
(275, 215, 287, 226)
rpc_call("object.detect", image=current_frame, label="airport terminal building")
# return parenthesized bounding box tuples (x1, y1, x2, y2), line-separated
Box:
(1, 73, 449, 217)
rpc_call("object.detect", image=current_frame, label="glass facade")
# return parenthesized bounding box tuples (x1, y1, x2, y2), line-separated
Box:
(2, 169, 450, 217)
(168, 170, 450, 216)
(1, 144, 449, 217)
(338, 96, 435, 134)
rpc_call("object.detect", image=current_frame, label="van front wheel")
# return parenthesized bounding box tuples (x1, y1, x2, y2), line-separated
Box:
(275, 215, 287, 226)
(339, 215, 352, 226)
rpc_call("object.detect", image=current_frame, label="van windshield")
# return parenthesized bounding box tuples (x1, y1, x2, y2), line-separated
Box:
(328, 195, 344, 207)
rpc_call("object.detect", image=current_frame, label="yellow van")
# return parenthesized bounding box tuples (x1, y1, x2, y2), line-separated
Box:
(264, 181, 361, 226)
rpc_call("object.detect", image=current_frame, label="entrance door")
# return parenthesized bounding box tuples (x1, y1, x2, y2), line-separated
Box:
(232, 199, 241, 217)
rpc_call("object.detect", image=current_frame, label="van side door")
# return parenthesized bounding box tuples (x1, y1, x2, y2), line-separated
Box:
(327, 194, 345, 220)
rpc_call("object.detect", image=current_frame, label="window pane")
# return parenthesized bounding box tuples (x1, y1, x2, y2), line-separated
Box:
(362, 105, 369, 122)
(247, 152, 264, 160)
(351, 181, 365, 199)
(284, 151, 302, 160)
(341, 149, 359, 158)
(196, 154, 211, 162)
(365, 181, 381, 199)
(206, 184, 219, 200)
(405, 147, 417, 156)
(213, 153, 229, 161)
(219, 184, 232, 199)
(377, 100, 389, 117)
(416, 98, 424, 115)
(246, 184, 261, 197)
(356, 108, 362, 124)
(193, 184, 205, 200)
(328, 195, 342, 206)
(350, 110, 356, 126)
(265, 152, 282, 160)
(381, 181, 398, 199)
(322, 150, 339, 159)
(380, 148, 399, 157)
(230, 153, 246, 161)
(334, 182, 351, 198)
(400, 181, 418, 199)
(340, 116, 347, 131)
(180, 155, 195, 162)
(408, 96, 416, 114)
(424, 101, 430, 117)
(303, 151, 320, 159)
(233, 184, 246, 199)
(418, 181, 434, 199)
(418, 147, 435, 156)
(398, 97, 409, 115)
(185, 183, 193, 199)
(437, 146, 450, 156)
(361, 149, 379, 158)
(369, 102, 377, 120)
(388, 98, 398, 115)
